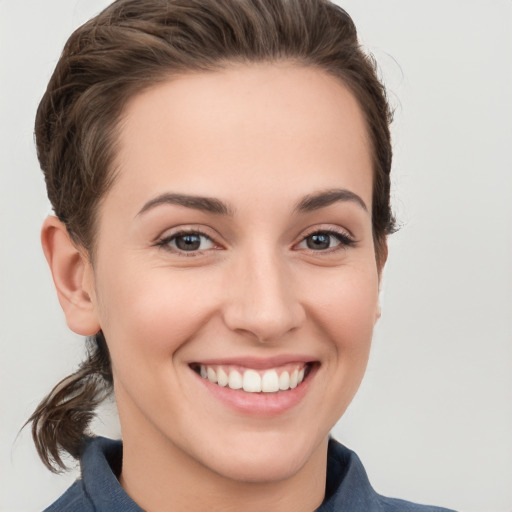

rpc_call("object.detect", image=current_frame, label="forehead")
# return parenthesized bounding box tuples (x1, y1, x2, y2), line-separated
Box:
(111, 63, 373, 214)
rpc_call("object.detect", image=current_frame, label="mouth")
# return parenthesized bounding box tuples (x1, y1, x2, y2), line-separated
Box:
(189, 362, 315, 393)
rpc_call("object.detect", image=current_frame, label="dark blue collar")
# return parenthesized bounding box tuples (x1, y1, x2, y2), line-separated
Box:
(80, 437, 143, 511)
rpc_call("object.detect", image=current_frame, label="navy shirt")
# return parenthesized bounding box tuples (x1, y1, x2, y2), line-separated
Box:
(44, 437, 457, 511)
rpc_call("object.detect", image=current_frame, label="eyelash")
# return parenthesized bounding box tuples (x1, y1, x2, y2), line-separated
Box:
(297, 228, 356, 253)
(155, 227, 356, 256)
(155, 229, 217, 257)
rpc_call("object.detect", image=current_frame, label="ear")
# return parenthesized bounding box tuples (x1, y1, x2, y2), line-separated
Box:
(41, 216, 100, 336)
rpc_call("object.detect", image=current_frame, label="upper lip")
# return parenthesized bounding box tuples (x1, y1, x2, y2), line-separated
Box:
(189, 354, 317, 370)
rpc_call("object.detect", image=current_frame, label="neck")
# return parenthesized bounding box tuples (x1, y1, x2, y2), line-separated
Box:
(119, 425, 328, 512)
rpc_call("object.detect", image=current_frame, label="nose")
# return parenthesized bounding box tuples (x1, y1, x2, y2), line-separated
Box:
(222, 249, 305, 343)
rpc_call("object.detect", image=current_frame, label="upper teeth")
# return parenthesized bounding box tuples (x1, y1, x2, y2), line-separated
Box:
(198, 365, 306, 393)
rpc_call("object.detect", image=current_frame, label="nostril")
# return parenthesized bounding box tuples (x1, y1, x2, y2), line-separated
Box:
(223, 302, 306, 343)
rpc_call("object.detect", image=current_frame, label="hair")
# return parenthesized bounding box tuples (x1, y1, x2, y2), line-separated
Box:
(29, 0, 396, 472)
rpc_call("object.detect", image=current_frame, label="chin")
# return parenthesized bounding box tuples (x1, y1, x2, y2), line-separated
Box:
(191, 428, 328, 484)
(210, 453, 309, 484)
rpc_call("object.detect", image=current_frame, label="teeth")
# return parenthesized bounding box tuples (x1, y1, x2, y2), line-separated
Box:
(243, 369, 261, 392)
(197, 364, 309, 393)
(290, 369, 298, 389)
(217, 367, 228, 387)
(279, 371, 290, 391)
(207, 367, 218, 383)
(261, 370, 279, 392)
(228, 369, 243, 390)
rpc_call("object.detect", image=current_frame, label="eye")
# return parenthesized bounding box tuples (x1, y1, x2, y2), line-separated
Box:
(296, 230, 355, 251)
(158, 231, 215, 253)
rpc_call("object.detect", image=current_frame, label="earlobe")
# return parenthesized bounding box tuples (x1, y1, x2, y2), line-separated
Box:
(41, 216, 100, 336)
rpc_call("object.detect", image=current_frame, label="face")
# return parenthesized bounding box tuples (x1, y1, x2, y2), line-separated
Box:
(85, 64, 381, 484)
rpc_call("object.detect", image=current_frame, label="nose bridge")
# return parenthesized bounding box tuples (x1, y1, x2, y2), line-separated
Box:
(223, 243, 304, 342)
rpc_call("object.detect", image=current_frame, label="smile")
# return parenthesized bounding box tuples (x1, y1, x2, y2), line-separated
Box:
(191, 363, 313, 393)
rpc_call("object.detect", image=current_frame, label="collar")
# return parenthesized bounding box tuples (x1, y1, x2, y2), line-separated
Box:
(81, 437, 143, 512)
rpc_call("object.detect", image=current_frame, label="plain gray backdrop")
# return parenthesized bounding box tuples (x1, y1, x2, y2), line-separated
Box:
(1, 1, 511, 511)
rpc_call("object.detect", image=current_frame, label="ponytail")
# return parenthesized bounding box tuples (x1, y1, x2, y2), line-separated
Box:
(26, 332, 113, 472)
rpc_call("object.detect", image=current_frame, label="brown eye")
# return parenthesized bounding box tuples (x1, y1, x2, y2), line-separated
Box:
(175, 234, 202, 251)
(306, 233, 332, 250)
(297, 230, 355, 252)
(161, 231, 215, 253)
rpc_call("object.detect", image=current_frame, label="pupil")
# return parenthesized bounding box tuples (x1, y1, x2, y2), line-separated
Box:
(176, 234, 201, 251)
(307, 233, 330, 250)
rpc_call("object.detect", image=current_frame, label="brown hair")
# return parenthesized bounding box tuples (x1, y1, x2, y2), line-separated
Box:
(29, 0, 395, 471)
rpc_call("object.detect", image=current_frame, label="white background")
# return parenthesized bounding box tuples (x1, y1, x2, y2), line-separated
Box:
(1, 1, 511, 511)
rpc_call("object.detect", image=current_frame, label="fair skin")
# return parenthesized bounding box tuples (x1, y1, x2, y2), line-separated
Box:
(42, 64, 384, 512)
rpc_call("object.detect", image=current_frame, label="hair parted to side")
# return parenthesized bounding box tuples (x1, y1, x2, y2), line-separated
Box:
(31, 0, 396, 472)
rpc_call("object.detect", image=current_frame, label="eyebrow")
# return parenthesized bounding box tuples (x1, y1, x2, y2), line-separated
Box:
(294, 188, 368, 213)
(137, 188, 367, 218)
(137, 193, 234, 217)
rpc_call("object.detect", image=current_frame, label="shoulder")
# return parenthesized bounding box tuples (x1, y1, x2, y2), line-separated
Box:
(318, 438, 458, 512)
(43, 480, 93, 512)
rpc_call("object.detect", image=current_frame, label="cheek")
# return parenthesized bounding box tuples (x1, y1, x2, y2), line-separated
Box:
(295, 262, 379, 429)
(307, 264, 380, 352)
(94, 267, 214, 367)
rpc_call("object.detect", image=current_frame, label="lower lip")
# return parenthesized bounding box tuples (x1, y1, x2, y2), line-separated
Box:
(193, 366, 318, 417)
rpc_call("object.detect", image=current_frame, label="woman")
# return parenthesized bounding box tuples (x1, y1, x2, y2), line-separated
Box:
(27, 0, 457, 510)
